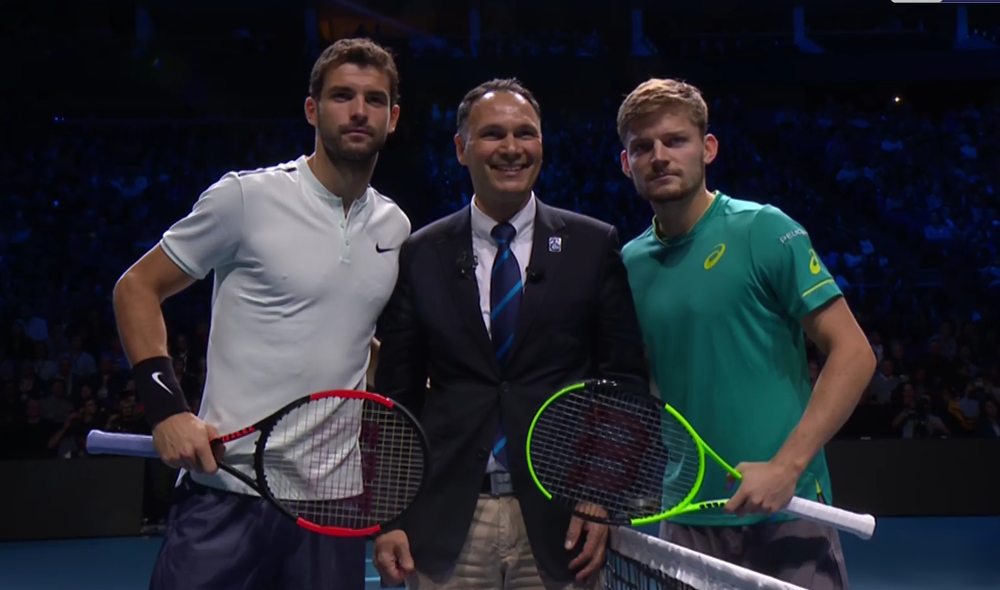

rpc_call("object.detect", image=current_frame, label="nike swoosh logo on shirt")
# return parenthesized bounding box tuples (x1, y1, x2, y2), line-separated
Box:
(375, 244, 396, 254)
(151, 372, 175, 395)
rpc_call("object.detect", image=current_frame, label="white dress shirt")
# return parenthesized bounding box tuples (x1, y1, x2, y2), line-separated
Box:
(469, 193, 536, 473)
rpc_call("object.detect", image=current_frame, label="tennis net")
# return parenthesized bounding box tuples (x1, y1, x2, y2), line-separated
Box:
(605, 527, 808, 590)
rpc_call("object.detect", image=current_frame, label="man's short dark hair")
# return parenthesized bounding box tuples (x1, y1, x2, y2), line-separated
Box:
(309, 37, 400, 105)
(456, 78, 541, 136)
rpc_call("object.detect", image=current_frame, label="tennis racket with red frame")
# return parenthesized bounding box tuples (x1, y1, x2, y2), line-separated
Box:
(87, 389, 430, 538)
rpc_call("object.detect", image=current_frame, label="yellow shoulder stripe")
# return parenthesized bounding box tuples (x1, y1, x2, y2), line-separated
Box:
(801, 279, 835, 299)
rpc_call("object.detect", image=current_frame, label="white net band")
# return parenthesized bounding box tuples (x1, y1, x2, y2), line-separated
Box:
(606, 527, 809, 590)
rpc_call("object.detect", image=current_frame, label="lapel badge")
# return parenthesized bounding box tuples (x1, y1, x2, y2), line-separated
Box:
(548, 236, 563, 253)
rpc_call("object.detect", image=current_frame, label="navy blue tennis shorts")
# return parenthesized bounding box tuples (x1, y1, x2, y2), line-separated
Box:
(149, 474, 366, 590)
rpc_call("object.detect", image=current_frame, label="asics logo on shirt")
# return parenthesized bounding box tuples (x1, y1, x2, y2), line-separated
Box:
(703, 243, 726, 270)
(808, 248, 822, 275)
(151, 372, 175, 395)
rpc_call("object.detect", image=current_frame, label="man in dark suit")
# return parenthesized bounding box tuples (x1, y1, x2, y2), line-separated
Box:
(372, 78, 648, 590)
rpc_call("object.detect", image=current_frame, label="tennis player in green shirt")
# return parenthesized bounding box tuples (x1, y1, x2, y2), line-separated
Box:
(616, 78, 876, 590)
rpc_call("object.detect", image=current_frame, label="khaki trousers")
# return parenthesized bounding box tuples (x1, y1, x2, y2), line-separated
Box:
(406, 495, 603, 590)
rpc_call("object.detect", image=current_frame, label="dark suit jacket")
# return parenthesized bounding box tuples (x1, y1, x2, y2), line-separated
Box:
(374, 200, 648, 581)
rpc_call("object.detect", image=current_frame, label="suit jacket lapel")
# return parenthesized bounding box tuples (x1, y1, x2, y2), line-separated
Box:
(435, 206, 499, 374)
(508, 201, 566, 361)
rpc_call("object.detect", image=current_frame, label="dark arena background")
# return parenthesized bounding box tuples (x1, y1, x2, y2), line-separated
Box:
(1, 1, 999, 589)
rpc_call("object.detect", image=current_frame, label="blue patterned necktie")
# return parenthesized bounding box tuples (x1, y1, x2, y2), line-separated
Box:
(489, 222, 522, 471)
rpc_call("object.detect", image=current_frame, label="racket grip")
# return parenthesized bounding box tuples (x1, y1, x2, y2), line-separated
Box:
(86, 430, 159, 459)
(783, 496, 876, 540)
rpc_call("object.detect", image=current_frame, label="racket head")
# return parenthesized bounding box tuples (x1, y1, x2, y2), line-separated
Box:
(525, 379, 708, 525)
(249, 389, 430, 537)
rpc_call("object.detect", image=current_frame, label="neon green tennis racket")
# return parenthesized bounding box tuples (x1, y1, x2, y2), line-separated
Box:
(525, 379, 876, 540)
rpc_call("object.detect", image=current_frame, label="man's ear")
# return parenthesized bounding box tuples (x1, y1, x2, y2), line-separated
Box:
(703, 133, 719, 165)
(454, 133, 468, 166)
(388, 104, 401, 134)
(304, 96, 318, 128)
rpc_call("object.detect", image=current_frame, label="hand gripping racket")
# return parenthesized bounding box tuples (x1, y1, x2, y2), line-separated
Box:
(87, 389, 430, 537)
(525, 380, 876, 540)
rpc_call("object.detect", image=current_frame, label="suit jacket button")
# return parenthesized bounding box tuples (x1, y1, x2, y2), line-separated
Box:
(500, 381, 510, 393)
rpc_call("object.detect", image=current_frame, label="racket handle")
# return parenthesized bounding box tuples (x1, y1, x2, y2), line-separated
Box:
(86, 430, 159, 459)
(783, 496, 876, 540)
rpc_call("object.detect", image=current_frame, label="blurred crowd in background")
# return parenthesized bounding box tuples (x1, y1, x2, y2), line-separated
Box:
(2, 1, 1000, 463)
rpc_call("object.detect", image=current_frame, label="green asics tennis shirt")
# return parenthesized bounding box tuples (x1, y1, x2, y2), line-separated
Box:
(622, 192, 841, 528)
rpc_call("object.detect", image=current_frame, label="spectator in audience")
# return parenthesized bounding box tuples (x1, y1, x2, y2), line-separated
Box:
(978, 398, 999, 438)
(78, 382, 94, 404)
(53, 358, 77, 397)
(893, 384, 949, 439)
(49, 410, 83, 457)
(17, 360, 42, 397)
(49, 329, 70, 360)
(938, 387, 974, 435)
(958, 381, 982, 423)
(171, 356, 200, 406)
(69, 398, 106, 454)
(105, 392, 151, 435)
(909, 368, 930, 397)
(886, 341, 910, 378)
(922, 340, 953, 385)
(957, 345, 979, 378)
(63, 335, 97, 378)
(106, 337, 130, 372)
(929, 321, 958, 359)
(867, 359, 900, 405)
(91, 354, 126, 404)
(32, 342, 57, 382)
(6, 399, 61, 459)
(172, 334, 191, 369)
(38, 378, 74, 423)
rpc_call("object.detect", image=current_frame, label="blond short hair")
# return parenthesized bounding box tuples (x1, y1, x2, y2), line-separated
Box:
(616, 78, 709, 145)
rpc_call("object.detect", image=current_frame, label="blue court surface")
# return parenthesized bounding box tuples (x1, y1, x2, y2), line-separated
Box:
(1, 517, 997, 590)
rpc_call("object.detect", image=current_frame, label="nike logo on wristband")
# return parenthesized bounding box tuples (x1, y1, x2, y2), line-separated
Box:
(151, 372, 175, 395)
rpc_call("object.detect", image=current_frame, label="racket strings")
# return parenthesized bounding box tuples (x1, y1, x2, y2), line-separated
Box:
(530, 386, 700, 519)
(260, 396, 425, 530)
(658, 415, 702, 509)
